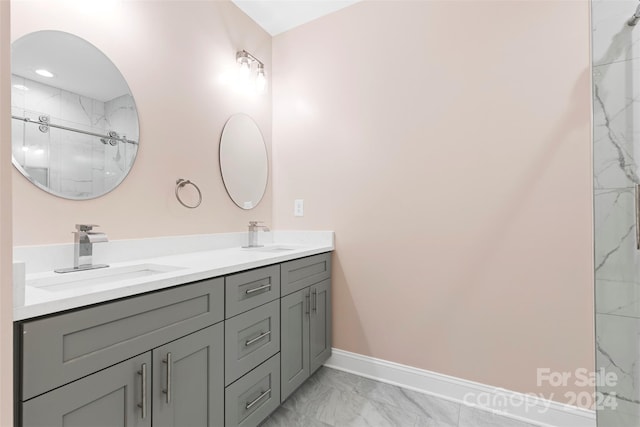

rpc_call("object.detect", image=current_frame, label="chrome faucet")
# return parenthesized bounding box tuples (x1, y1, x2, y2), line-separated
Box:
(245, 221, 270, 248)
(55, 224, 109, 273)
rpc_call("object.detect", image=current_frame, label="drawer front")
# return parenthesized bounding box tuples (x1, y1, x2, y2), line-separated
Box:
(21, 278, 224, 401)
(225, 354, 280, 427)
(281, 252, 331, 296)
(225, 265, 280, 318)
(225, 300, 280, 386)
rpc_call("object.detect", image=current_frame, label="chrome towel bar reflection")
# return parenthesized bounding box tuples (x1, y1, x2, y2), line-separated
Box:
(175, 179, 202, 209)
(11, 114, 138, 145)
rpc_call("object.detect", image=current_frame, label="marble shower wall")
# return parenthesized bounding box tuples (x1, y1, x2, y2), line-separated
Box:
(10, 75, 137, 198)
(593, 1, 640, 425)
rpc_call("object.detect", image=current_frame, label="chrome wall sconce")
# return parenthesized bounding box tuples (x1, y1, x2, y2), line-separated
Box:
(236, 49, 266, 92)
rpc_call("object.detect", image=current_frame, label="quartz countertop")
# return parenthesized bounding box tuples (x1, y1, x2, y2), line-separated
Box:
(14, 231, 333, 321)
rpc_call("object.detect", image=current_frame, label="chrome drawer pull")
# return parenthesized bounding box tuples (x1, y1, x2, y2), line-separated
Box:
(162, 352, 172, 404)
(245, 330, 271, 346)
(137, 363, 147, 419)
(245, 388, 272, 410)
(246, 284, 271, 295)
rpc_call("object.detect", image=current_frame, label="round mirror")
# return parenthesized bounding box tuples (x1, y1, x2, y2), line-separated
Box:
(11, 30, 140, 200)
(219, 114, 268, 209)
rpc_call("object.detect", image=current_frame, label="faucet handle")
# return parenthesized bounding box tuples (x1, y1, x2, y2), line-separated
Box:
(75, 224, 100, 232)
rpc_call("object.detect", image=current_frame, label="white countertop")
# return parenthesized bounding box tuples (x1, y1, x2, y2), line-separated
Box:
(14, 231, 334, 321)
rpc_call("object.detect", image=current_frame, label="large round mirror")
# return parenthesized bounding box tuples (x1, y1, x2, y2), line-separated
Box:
(219, 114, 268, 209)
(11, 30, 139, 200)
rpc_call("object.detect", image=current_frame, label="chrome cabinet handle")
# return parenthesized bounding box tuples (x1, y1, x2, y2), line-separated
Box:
(245, 388, 271, 410)
(245, 330, 271, 347)
(636, 185, 640, 250)
(137, 363, 147, 419)
(305, 292, 310, 315)
(162, 352, 172, 404)
(312, 289, 317, 313)
(246, 284, 271, 295)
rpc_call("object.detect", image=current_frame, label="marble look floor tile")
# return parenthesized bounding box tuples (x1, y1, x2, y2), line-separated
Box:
(309, 367, 364, 393)
(260, 406, 332, 427)
(283, 376, 421, 427)
(353, 376, 459, 426)
(458, 405, 540, 427)
(332, 397, 421, 427)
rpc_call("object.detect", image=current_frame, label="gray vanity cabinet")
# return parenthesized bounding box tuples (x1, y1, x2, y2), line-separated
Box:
(22, 352, 152, 427)
(280, 253, 332, 402)
(280, 288, 310, 400)
(16, 278, 225, 427)
(152, 324, 224, 427)
(16, 252, 333, 427)
(309, 279, 332, 374)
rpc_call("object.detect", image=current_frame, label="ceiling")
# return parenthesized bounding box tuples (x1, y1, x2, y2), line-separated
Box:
(231, 0, 362, 35)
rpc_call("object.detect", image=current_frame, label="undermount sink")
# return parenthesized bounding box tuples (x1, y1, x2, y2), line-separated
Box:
(27, 264, 184, 293)
(241, 245, 296, 253)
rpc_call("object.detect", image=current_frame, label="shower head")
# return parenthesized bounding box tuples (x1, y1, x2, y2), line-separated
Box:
(628, 3, 640, 26)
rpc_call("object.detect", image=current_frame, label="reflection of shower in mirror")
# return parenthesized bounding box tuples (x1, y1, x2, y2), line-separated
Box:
(10, 30, 140, 200)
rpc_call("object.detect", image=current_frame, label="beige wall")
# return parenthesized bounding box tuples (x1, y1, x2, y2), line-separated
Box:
(1, 1, 13, 424)
(272, 0, 594, 403)
(11, 0, 272, 246)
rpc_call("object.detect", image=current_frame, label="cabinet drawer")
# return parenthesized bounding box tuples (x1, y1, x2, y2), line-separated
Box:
(21, 278, 224, 401)
(281, 253, 331, 296)
(225, 354, 280, 427)
(225, 265, 280, 318)
(225, 300, 280, 386)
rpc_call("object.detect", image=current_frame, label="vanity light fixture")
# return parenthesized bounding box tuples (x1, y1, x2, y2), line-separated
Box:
(35, 69, 54, 78)
(236, 49, 266, 93)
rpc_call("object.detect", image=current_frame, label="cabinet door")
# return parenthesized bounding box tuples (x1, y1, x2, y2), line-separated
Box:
(21, 352, 151, 427)
(153, 324, 224, 427)
(280, 288, 310, 402)
(310, 279, 332, 374)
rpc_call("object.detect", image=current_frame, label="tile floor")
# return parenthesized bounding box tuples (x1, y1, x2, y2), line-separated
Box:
(261, 367, 541, 427)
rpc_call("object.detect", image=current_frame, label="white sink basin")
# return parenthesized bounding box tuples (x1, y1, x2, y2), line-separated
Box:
(27, 264, 184, 293)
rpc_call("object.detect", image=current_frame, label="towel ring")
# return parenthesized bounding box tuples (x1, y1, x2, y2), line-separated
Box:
(175, 179, 202, 209)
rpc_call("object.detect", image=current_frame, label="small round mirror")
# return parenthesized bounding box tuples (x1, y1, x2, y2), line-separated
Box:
(11, 30, 140, 200)
(219, 114, 268, 209)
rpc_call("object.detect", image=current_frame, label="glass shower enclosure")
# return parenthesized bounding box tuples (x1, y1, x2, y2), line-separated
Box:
(593, 0, 640, 425)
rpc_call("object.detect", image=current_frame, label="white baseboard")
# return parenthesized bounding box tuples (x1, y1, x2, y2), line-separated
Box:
(325, 348, 596, 427)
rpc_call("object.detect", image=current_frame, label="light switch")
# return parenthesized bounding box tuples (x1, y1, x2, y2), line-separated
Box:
(294, 199, 304, 217)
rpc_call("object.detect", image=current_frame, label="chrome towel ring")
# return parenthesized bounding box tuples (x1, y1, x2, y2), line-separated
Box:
(175, 179, 202, 209)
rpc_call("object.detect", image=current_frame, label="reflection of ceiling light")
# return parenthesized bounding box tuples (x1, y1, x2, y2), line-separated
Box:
(35, 149, 45, 155)
(13, 84, 29, 91)
(21, 146, 29, 152)
(35, 69, 54, 78)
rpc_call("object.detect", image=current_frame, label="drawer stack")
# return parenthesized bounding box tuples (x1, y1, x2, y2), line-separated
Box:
(224, 265, 281, 427)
